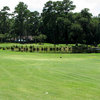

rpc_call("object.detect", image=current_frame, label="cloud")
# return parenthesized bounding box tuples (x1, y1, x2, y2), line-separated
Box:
(73, 0, 100, 16)
(0, 0, 100, 16)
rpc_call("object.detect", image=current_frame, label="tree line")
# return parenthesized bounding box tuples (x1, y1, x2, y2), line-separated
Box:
(0, 0, 100, 46)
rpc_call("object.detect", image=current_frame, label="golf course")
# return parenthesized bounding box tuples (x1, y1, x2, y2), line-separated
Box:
(0, 0, 100, 99)
(0, 50, 100, 100)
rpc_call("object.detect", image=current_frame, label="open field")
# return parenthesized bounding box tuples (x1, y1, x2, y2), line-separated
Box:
(0, 51, 100, 100)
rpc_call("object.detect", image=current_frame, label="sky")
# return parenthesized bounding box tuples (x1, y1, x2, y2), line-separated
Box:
(0, 0, 100, 16)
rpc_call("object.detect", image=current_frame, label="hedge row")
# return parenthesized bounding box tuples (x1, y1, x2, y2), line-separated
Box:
(0, 45, 100, 53)
(0, 45, 72, 53)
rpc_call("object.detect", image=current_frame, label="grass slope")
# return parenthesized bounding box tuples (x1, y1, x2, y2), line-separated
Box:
(0, 43, 66, 47)
(0, 51, 100, 100)
(0, 43, 75, 48)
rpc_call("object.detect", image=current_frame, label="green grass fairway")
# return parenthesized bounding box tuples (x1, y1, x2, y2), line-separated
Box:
(0, 51, 100, 100)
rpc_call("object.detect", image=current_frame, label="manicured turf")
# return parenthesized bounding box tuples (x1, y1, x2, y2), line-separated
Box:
(0, 51, 100, 100)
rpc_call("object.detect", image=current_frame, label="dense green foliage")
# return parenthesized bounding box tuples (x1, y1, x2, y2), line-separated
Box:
(0, 0, 100, 45)
(0, 51, 100, 100)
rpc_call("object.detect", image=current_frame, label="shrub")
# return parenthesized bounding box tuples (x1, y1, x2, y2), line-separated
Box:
(11, 47, 14, 51)
(3, 47, 6, 50)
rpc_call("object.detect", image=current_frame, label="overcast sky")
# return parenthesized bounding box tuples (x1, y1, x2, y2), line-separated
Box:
(0, 0, 100, 16)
